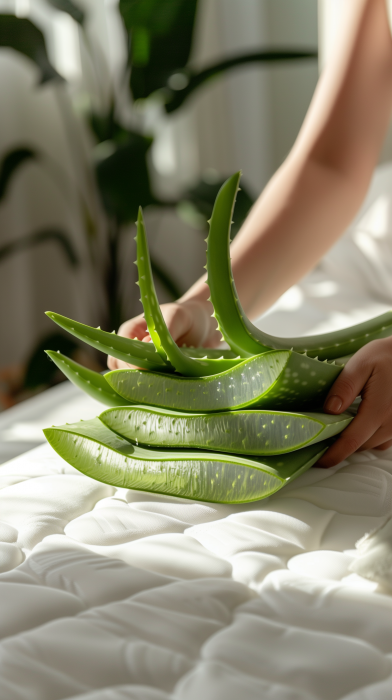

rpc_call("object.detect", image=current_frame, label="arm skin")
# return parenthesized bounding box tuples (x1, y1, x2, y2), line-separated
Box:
(109, 0, 392, 464)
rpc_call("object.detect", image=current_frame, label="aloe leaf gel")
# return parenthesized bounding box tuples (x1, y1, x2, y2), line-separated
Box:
(43, 418, 332, 504)
(100, 405, 352, 455)
(105, 350, 342, 412)
(206, 172, 392, 360)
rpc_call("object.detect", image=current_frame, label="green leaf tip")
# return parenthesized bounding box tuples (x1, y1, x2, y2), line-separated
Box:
(46, 309, 173, 372)
(44, 349, 133, 407)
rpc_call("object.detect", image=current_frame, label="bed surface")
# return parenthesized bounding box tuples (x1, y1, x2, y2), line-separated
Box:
(1, 401, 392, 700)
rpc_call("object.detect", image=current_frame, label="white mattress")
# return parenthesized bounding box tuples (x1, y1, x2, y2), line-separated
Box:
(2, 164, 392, 699)
(1, 438, 392, 700)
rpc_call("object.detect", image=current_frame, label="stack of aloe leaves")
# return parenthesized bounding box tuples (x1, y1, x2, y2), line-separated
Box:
(43, 173, 392, 504)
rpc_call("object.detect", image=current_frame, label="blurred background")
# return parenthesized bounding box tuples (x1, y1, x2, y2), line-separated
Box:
(0, 0, 387, 411)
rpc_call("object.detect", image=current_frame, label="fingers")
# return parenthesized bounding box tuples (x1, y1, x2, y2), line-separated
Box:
(374, 439, 392, 451)
(107, 354, 117, 370)
(360, 427, 392, 451)
(107, 356, 138, 371)
(107, 314, 150, 370)
(317, 339, 392, 467)
(107, 300, 196, 368)
(323, 351, 373, 415)
(317, 401, 379, 467)
(118, 316, 148, 341)
(107, 299, 218, 374)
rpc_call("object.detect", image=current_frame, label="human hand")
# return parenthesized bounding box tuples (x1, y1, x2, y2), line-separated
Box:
(317, 336, 392, 467)
(107, 298, 221, 370)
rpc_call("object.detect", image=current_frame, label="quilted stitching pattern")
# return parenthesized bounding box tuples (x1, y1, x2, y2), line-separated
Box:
(1, 442, 392, 700)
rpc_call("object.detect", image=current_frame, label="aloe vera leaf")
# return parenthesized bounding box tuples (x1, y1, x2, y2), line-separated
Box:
(207, 172, 392, 359)
(46, 309, 237, 370)
(45, 311, 173, 373)
(99, 404, 352, 455)
(43, 418, 332, 504)
(136, 208, 244, 377)
(135, 208, 168, 363)
(206, 171, 270, 358)
(334, 354, 354, 366)
(184, 347, 235, 359)
(45, 350, 133, 407)
(46, 309, 242, 377)
(106, 350, 342, 413)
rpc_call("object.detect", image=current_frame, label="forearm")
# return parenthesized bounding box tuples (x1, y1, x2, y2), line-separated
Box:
(180, 153, 373, 322)
(229, 155, 368, 318)
(181, 0, 392, 322)
(234, 0, 392, 317)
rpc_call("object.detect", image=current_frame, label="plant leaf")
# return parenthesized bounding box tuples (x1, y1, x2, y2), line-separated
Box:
(0, 147, 37, 202)
(150, 255, 181, 300)
(24, 333, 79, 389)
(95, 133, 154, 223)
(89, 104, 116, 144)
(164, 48, 318, 112)
(100, 405, 352, 456)
(136, 208, 243, 376)
(44, 417, 332, 503)
(119, 0, 198, 100)
(206, 173, 392, 359)
(180, 175, 254, 238)
(0, 15, 62, 83)
(45, 350, 133, 405)
(45, 0, 85, 25)
(45, 311, 174, 372)
(0, 229, 79, 267)
(106, 350, 342, 412)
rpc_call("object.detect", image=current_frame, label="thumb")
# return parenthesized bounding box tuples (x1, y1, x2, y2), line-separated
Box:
(323, 353, 372, 414)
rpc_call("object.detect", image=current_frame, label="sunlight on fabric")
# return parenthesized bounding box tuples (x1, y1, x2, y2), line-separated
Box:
(52, 11, 81, 81)
(353, 230, 382, 264)
(357, 196, 390, 239)
(1, 423, 44, 442)
(305, 280, 339, 298)
(152, 125, 177, 176)
(150, 110, 200, 199)
(14, 0, 29, 16)
(273, 285, 304, 311)
(261, 285, 304, 319)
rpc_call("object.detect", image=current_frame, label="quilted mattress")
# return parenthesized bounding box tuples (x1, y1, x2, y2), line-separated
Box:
(0, 387, 392, 700)
(3, 165, 392, 700)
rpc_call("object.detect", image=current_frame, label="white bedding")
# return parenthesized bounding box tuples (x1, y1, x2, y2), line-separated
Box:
(1, 435, 392, 700)
(2, 165, 392, 699)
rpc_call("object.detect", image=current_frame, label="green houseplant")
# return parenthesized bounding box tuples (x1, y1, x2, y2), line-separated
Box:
(0, 0, 318, 398)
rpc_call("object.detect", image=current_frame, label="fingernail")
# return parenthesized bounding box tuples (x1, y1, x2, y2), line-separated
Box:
(324, 395, 342, 413)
